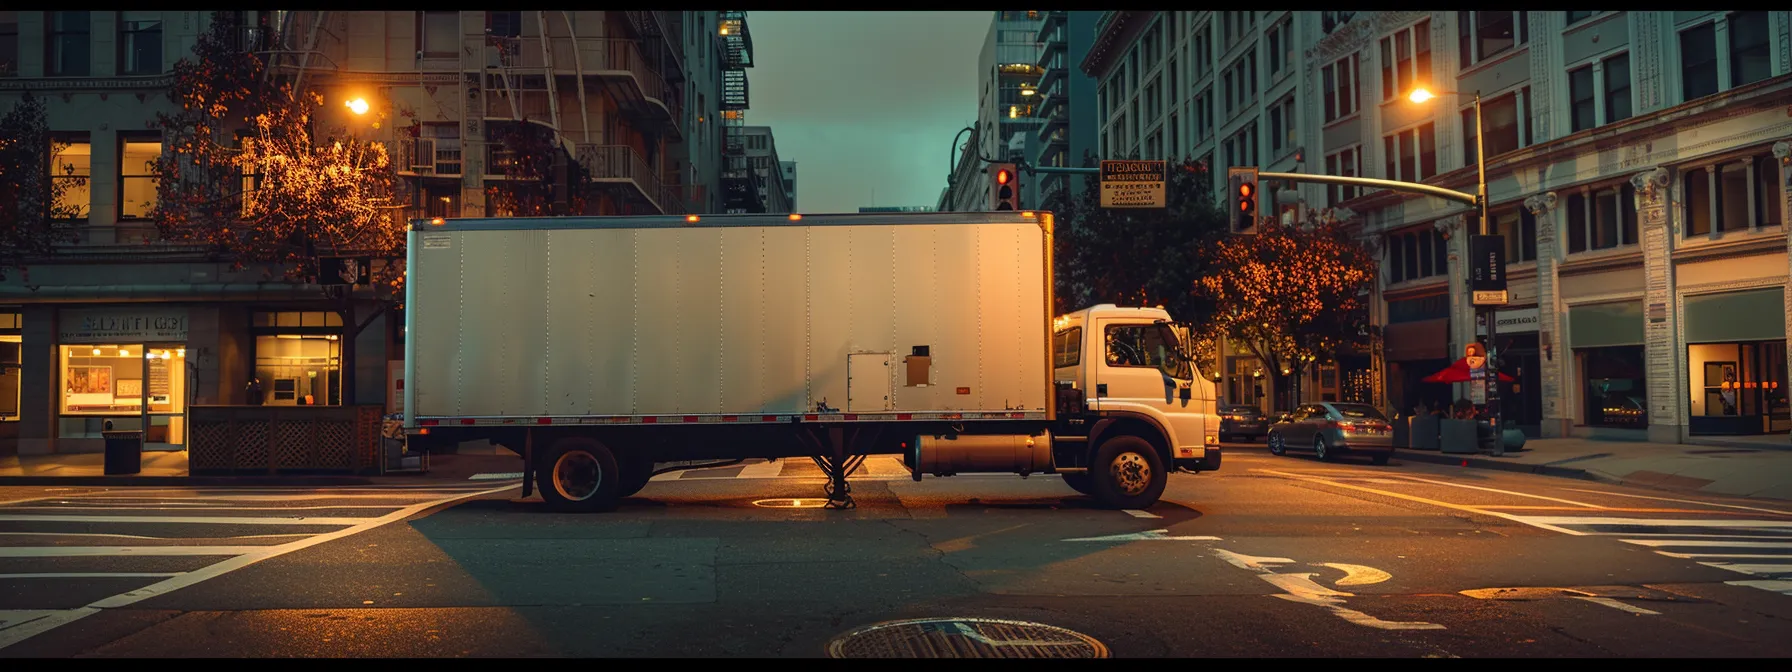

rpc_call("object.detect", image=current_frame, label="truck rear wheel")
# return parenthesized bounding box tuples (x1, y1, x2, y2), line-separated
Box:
(536, 437, 621, 513)
(1090, 435, 1166, 510)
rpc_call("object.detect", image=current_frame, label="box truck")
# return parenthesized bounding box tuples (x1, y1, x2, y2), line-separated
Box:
(403, 211, 1221, 512)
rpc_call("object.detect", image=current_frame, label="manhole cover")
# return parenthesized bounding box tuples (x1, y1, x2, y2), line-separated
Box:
(827, 617, 1108, 658)
(752, 498, 828, 508)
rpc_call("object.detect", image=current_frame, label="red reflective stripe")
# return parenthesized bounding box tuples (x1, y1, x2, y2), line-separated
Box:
(763, 415, 777, 422)
(897, 414, 912, 421)
(642, 417, 658, 424)
(804, 414, 818, 421)
(537, 418, 552, 425)
(459, 419, 475, 425)
(420, 419, 439, 426)
(844, 414, 857, 421)
(722, 415, 738, 422)
(684, 416, 698, 423)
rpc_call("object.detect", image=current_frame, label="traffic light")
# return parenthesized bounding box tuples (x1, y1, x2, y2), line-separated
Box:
(1228, 166, 1259, 234)
(989, 163, 1020, 211)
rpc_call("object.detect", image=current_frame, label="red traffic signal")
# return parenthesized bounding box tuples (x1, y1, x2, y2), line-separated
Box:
(989, 162, 1019, 211)
(1228, 166, 1258, 234)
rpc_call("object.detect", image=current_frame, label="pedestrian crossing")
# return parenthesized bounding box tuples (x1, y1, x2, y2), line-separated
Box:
(1506, 513, 1792, 595)
(0, 481, 517, 650)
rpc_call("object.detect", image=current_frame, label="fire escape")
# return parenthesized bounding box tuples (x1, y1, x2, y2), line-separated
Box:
(718, 11, 762, 214)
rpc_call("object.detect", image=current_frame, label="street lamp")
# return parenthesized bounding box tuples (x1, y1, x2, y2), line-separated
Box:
(345, 98, 370, 115)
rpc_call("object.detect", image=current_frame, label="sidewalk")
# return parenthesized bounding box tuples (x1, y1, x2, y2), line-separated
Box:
(0, 450, 523, 486)
(1394, 435, 1792, 502)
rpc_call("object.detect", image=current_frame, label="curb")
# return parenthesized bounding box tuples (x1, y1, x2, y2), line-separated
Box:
(1393, 449, 1614, 483)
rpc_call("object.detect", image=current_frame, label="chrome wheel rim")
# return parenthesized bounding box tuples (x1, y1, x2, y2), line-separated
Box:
(553, 450, 602, 502)
(1110, 451, 1152, 496)
(1269, 434, 1284, 454)
(1314, 437, 1327, 460)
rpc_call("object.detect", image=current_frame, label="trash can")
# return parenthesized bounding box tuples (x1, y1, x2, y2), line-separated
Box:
(102, 430, 143, 475)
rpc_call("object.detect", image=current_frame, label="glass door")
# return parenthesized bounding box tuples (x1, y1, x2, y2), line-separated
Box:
(143, 344, 187, 450)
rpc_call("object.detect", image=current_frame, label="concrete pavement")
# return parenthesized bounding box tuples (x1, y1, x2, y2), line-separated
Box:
(1379, 437, 1792, 502)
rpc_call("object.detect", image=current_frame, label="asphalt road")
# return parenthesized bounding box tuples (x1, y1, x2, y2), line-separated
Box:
(2, 442, 1791, 658)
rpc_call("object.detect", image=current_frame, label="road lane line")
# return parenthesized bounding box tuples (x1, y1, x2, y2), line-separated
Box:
(1475, 506, 1772, 515)
(0, 482, 517, 652)
(1656, 552, 1792, 560)
(1726, 580, 1792, 595)
(1619, 539, 1792, 548)
(1524, 517, 1792, 528)
(1123, 509, 1162, 519)
(1699, 562, 1792, 576)
(1381, 474, 1606, 509)
(0, 531, 312, 540)
(0, 546, 265, 558)
(1571, 596, 1660, 615)
(0, 514, 370, 525)
(736, 461, 786, 479)
(0, 573, 184, 579)
(1, 504, 411, 511)
(1250, 468, 1588, 536)
(1557, 488, 1792, 517)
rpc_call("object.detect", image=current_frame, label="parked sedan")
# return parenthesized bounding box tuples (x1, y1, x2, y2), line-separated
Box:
(1219, 405, 1268, 442)
(1267, 402, 1396, 465)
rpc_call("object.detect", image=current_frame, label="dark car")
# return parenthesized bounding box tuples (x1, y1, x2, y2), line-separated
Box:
(1267, 402, 1395, 465)
(1219, 405, 1268, 442)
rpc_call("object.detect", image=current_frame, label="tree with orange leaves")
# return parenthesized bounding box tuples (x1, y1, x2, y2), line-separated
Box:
(1196, 215, 1380, 409)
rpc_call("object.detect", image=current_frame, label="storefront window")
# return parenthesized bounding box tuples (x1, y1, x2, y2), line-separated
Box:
(1579, 345, 1647, 429)
(1688, 341, 1790, 435)
(253, 335, 341, 405)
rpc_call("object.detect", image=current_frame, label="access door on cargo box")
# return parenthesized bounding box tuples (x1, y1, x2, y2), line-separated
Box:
(848, 352, 894, 413)
(1093, 319, 1207, 453)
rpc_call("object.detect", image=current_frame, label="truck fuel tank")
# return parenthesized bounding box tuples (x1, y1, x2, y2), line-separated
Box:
(907, 432, 1053, 480)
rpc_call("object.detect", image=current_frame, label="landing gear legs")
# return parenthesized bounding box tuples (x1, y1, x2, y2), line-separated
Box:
(798, 425, 878, 509)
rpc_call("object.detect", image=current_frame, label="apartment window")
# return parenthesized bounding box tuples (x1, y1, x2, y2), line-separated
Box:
(1383, 123, 1437, 182)
(487, 11, 521, 38)
(1267, 16, 1292, 78)
(50, 133, 91, 219)
(1193, 28, 1209, 74)
(118, 12, 162, 75)
(420, 11, 458, 57)
(1269, 97, 1295, 156)
(1463, 88, 1528, 163)
(1566, 11, 1598, 25)
(47, 12, 91, 76)
(1679, 22, 1718, 100)
(1729, 12, 1772, 89)
(1193, 93, 1210, 141)
(1458, 11, 1528, 68)
(1486, 206, 1539, 263)
(1322, 11, 1355, 35)
(1386, 225, 1451, 283)
(1380, 19, 1431, 102)
(1168, 57, 1178, 100)
(1223, 70, 1234, 114)
(1245, 52, 1257, 99)
(1168, 113, 1180, 159)
(1324, 146, 1363, 206)
(0, 12, 19, 77)
(1683, 152, 1785, 238)
(118, 134, 160, 220)
(1566, 181, 1638, 253)
(1322, 55, 1358, 123)
(1569, 66, 1596, 132)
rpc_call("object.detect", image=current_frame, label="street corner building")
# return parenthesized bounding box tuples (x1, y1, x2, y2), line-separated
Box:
(1078, 11, 1791, 444)
(0, 10, 764, 458)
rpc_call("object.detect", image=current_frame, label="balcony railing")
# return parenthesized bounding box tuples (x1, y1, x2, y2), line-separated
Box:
(577, 144, 665, 214)
(484, 36, 681, 131)
(396, 137, 464, 177)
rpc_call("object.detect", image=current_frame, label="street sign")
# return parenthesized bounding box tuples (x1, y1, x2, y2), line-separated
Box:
(318, 256, 373, 286)
(1468, 356, 1487, 404)
(1469, 235, 1507, 305)
(1100, 160, 1167, 208)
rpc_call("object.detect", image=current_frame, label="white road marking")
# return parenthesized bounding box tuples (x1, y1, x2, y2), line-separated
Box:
(1384, 474, 1605, 509)
(1571, 596, 1661, 615)
(1586, 532, 1792, 539)
(68, 492, 499, 502)
(1522, 517, 1792, 529)
(1217, 550, 1444, 631)
(1123, 509, 1161, 519)
(1320, 563, 1393, 586)
(1619, 539, 1792, 548)
(1063, 529, 1222, 542)
(0, 546, 266, 558)
(1252, 468, 1588, 536)
(2, 504, 410, 511)
(1656, 552, 1792, 560)
(1726, 580, 1792, 595)
(1558, 488, 1792, 517)
(0, 482, 516, 651)
(1212, 549, 1294, 571)
(0, 573, 184, 579)
(467, 472, 524, 481)
(0, 531, 310, 540)
(736, 461, 786, 479)
(0, 514, 367, 526)
(1698, 562, 1792, 576)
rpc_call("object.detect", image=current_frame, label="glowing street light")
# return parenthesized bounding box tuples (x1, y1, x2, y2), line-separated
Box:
(1407, 88, 1437, 104)
(345, 98, 370, 115)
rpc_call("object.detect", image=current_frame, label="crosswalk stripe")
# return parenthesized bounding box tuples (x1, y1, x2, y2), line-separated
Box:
(1699, 562, 1792, 577)
(0, 546, 265, 558)
(1520, 517, 1792, 528)
(1656, 552, 1792, 559)
(1618, 539, 1792, 548)
(0, 515, 369, 526)
(0, 573, 184, 579)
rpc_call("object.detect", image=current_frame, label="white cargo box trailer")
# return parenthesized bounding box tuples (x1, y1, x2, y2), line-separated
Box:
(404, 212, 1222, 512)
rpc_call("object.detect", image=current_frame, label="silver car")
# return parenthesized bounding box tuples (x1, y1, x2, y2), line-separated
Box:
(1267, 402, 1395, 465)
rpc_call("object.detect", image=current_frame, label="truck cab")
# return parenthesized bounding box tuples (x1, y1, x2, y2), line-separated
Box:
(1052, 304, 1221, 480)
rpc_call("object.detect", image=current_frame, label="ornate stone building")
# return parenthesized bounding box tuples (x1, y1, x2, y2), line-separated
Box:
(1306, 11, 1791, 443)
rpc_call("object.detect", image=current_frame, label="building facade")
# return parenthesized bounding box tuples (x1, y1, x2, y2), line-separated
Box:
(0, 10, 735, 456)
(942, 12, 1045, 213)
(1034, 11, 1102, 206)
(780, 160, 797, 210)
(737, 126, 793, 213)
(1302, 11, 1792, 443)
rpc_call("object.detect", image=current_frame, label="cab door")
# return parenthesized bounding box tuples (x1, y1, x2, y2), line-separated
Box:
(1092, 320, 1209, 456)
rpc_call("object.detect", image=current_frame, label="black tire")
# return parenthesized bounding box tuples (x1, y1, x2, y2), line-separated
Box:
(536, 437, 621, 513)
(1268, 432, 1286, 456)
(1314, 436, 1334, 462)
(1089, 435, 1167, 510)
(1370, 452, 1391, 466)
(618, 453, 655, 498)
(1061, 472, 1095, 496)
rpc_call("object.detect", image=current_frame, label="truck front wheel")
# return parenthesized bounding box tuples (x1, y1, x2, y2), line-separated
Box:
(537, 437, 622, 513)
(1090, 435, 1167, 510)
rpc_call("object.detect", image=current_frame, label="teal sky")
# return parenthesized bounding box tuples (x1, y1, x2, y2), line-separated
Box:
(745, 12, 991, 213)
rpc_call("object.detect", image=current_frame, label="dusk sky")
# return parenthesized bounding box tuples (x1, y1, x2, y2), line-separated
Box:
(746, 12, 992, 213)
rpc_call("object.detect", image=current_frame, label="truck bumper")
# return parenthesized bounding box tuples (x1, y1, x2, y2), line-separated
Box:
(1176, 448, 1220, 473)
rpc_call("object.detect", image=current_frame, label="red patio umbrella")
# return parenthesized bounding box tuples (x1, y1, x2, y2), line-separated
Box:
(1423, 357, 1516, 384)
